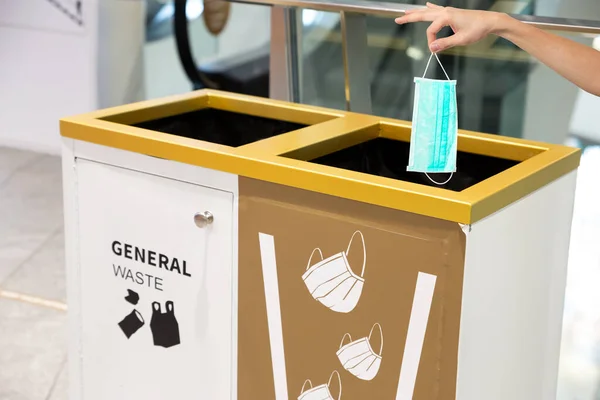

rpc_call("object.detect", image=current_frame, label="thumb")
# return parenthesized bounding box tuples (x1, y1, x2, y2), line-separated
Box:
(430, 33, 464, 52)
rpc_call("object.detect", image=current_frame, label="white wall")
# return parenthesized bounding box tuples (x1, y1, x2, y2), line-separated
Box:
(0, 0, 97, 155)
(98, 0, 147, 109)
(0, 0, 146, 155)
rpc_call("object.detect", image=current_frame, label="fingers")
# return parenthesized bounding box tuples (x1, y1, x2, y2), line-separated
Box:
(426, 17, 449, 47)
(395, 3, 466, 53)
(395, 4, 444, 25)
(431, 33, 465, 52)
(395, 9, 438, 24)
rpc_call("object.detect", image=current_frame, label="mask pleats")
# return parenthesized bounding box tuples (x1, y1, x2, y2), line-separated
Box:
(341, 280, 360, 302)
(311, 271, 351, 298)
(303, 255, 346, 291)
(317, 277, 355, 308)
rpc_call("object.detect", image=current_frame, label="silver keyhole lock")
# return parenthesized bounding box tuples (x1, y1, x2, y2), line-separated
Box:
(194, 211, 214, 228)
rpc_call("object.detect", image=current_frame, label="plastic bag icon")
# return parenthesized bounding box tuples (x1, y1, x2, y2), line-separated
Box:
(150, 301, 181, 348)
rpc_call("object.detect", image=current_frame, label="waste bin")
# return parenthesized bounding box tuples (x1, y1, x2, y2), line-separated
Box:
(60, 89, 580, 400)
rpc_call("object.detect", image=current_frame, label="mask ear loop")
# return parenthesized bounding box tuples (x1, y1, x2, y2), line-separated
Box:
(306, 248, 323, 271)
(301, 379, 313, 394)
(339, 333, 352, 349)
(422, 52, 454, 186)
(422, 52, 451, 80)
(424, 172, 454, 185)
(345, 230, 366, 278)
(368, 322, 384, 356)
(328, 370, 342, 400)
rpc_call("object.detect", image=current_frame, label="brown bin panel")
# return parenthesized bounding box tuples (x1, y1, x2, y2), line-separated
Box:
(238, 177, 466, 400)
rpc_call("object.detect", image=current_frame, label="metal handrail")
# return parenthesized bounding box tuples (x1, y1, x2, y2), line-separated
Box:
(232, 0, 600, 34)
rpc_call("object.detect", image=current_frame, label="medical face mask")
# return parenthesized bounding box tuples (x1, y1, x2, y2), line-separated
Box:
(407, 52, 458, 185)
(298, 371, 342, 400)
(336, 323, 383, 381)
(302, 230, 366, 313)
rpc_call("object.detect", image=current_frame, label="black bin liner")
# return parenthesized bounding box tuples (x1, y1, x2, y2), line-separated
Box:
(134, 108, 306, 147)
(308, 137, 518, 191)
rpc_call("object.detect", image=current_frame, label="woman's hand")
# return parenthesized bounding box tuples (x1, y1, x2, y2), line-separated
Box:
(395, 2, 503, 53)
(396, 2, 600, 96)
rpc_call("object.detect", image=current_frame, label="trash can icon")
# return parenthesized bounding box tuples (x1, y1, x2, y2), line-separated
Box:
(118, 310, 145, 339)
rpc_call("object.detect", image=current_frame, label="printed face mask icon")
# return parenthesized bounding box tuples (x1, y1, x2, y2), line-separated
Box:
(150, 301, 181, 348)
(118, 310, 144, 339)
(336, 323, 383, 381)
(298, 370, 342, 400)
(302, 230, 366, 313)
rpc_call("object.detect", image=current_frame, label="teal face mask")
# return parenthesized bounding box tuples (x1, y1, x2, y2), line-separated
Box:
(407, 53, 458, 185)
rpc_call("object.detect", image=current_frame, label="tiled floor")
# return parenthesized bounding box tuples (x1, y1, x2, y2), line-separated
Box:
(0, 146, 67, 400)
(2, 144, 600, 399)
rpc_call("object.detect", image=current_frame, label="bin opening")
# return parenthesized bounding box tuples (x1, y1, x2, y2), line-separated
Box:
(305, 137, 518, 192)
(133, 108, 307, 147)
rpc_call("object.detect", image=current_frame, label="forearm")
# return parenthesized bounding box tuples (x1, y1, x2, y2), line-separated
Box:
(491, 13, 600, 96)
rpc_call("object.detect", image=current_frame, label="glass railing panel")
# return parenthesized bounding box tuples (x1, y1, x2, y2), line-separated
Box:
(532, 0, 600, 21)
(367, 18, 599, 143)
(299, 9, 347, 109)
(297, 9, 600, 145)
(364, 0, 600, 22)
(144, 0, 271, 99)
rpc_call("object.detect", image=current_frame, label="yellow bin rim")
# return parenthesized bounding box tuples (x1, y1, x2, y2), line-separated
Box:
(60, 89, 580, 224)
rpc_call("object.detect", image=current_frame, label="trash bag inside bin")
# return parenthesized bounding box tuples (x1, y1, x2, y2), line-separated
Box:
(134, 108, 306, 147)
(309, 137, 518, 191)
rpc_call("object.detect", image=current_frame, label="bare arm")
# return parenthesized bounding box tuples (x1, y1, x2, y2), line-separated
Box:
(495, 14, 600, 96)
(395, 3, 600, 96)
